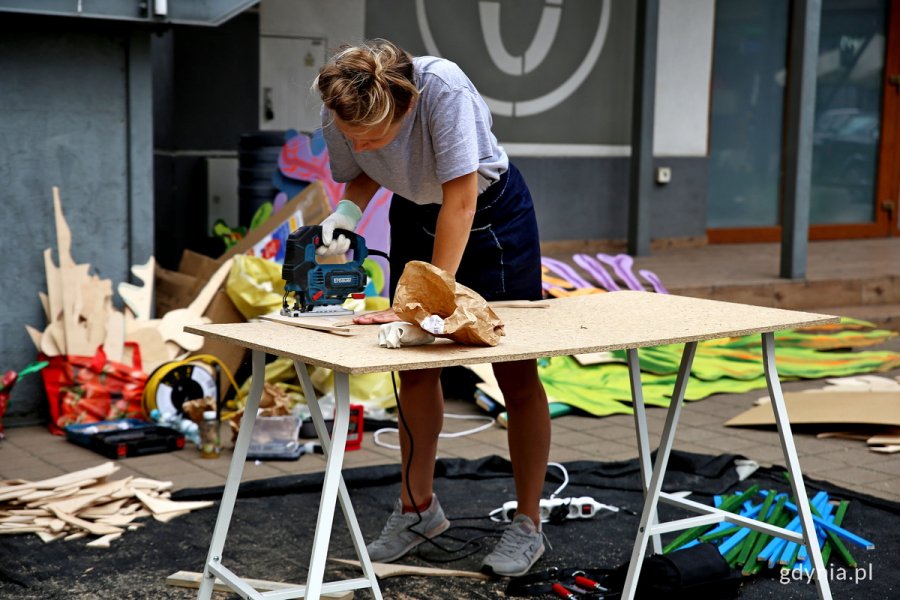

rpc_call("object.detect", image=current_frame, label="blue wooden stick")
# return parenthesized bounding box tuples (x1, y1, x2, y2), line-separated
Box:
(759, 491, 826, 564)
(779, 493, 830, 565)
(760, 491, 874, 550)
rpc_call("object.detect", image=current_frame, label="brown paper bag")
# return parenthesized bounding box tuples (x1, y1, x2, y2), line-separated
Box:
(392, 261, 505, 346)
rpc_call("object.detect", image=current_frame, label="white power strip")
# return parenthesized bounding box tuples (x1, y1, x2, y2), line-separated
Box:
(497, 497, 620, 523)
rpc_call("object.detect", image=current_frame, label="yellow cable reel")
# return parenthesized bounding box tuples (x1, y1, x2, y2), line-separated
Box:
(142, 354, 239, 418)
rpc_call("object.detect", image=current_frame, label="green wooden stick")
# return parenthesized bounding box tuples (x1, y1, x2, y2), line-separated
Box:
(820, 501, 848, 566)
(700, 525, 741, 542)
(726, 539, 747, 567)
(743, 497, 789, 576)
(817, 500, 855, 568)
(663, 485, 760, 553)
(776, 475, 855, 568)
(735, 490, 776, 568)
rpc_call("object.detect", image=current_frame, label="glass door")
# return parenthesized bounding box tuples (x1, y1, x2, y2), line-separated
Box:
(707, 0, 898, 242)
(707, 0, 789, 239)
(809, 0, 895, 238)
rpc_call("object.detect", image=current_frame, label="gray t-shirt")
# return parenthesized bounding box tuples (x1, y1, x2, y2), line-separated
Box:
(322, 56, 508, 205)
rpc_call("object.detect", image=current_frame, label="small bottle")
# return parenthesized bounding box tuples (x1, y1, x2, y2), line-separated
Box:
(199, 410, 221, 459)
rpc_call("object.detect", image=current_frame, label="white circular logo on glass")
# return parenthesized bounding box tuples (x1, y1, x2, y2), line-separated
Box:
(415, 0, 611, 117)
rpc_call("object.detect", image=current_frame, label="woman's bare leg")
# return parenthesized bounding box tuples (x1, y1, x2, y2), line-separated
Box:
(397, 367, 444, 508)
(492, 359, 550, 525)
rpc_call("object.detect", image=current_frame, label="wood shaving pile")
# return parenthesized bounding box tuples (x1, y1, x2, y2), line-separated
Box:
(0, 462, 212, 547)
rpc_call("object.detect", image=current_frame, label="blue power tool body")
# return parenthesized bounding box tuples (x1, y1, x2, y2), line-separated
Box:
(280, 225, 368, 315)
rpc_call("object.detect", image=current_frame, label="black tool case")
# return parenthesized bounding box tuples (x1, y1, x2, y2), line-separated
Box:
(65, 419, 185, 459)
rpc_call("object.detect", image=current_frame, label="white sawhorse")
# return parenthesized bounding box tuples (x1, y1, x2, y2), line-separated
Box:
(620, 333, 832, 600)
(196, 350, 383, 600)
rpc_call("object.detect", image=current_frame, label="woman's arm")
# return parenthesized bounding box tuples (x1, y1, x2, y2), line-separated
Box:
(342, 171, 382, 212)
(432, 171, 478, 275)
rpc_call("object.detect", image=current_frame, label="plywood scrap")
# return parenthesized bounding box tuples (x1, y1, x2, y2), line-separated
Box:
(86, 532, 122, 548)
(79, 498, 128, 518)
(0, 463, 210, 548)
(166, 571, 354, 599)
(866, 429, 900, 446)
(0, 461, 116, 502)
(37, 531, 66, 543)
(131, 477, 173, 492)
(134, 490, 213, 515)
(118, 256, 156, 321)
(43, 479, 131, 515)
(158, 257, 234, 352)
(0, 526, 47, 534)
(48, 507, 123, 536)
(331, 558, 489, 581)
(260, 313, 357, 336)
(153, 510, 191, 523)
(95, 513, 142, 527)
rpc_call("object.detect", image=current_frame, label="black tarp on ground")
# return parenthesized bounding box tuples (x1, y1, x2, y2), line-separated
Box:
(0, 451, 896, 599)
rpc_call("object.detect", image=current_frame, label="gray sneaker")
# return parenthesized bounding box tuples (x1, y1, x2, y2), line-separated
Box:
(366, 495, 451, 563)
(481, 514, 545, 577)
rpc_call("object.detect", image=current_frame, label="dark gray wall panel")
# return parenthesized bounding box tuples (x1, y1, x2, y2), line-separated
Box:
(0, 0, 258, 26)
(516, 156, 707, 242)
(0, 16, 152, 422)
(153, 12, 259, 269)
(171, 14, 259, 150)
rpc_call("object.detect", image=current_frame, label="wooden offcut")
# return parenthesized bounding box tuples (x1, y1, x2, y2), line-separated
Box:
(166, 570, 353, 599)
(331, 558, 489, 580)
(0, 463, 211, 547)
(260, 314, 356, 336)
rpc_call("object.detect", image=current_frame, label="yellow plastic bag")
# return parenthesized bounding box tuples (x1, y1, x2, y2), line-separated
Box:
(309, 367, 397, 415)
(226, 255, 286, 319)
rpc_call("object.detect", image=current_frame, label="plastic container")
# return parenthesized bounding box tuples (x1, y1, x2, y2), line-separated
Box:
(199, 410, 221, 459)
(247, 415, 303, 460)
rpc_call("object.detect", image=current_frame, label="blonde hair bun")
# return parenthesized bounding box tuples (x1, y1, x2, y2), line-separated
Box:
(316, 39, 419, 129)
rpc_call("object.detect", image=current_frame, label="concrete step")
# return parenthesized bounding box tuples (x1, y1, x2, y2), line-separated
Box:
(813, 303, 900, 329)
(668, 276, 900, 318)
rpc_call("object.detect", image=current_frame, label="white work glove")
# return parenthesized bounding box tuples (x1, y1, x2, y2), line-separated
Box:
(317, 199, 363, 256)
(378, 321, 436, 349)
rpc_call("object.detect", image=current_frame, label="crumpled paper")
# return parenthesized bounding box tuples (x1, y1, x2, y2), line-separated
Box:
(392, 261, 505, 346)
(378, 321, 436, 349)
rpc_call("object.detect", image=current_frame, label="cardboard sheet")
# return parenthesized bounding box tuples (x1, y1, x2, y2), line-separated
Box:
(726, 391, 900, 427)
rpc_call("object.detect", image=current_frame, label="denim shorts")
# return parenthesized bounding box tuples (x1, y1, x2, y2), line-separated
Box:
(388, 163, 542, 303)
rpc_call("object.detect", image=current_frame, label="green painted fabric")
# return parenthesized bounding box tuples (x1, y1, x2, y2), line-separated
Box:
(534, 319, 900, 417)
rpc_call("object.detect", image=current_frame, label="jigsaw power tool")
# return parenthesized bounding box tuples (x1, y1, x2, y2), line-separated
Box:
(280, 225, 368, 316)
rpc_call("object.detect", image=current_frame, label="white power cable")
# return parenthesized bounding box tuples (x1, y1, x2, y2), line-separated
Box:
(548, 462, 568, 499)
(372, 413, 496, 450)
(487, 462, 572, 522)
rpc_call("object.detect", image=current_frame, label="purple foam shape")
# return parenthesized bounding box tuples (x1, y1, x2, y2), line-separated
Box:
(596, 253, 645, 291)
(541, 257, 594, 289)
(572, 254, 621, 291)
(638, 269, 669, 294)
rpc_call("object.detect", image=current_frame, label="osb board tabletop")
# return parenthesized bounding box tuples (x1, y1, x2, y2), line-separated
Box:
(186, 291, 839, 374)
